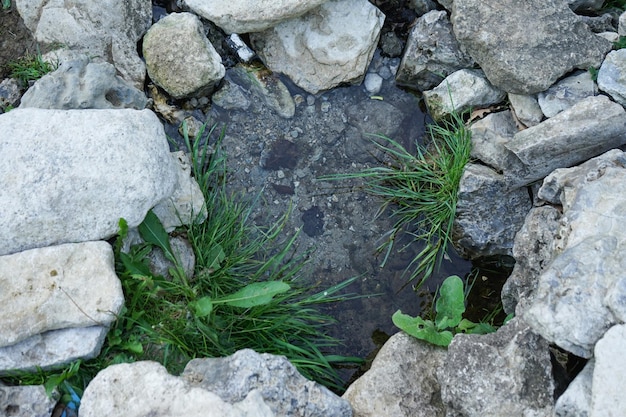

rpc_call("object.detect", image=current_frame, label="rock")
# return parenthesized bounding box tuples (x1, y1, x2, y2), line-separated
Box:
(0, 383, 58, 417)
(423, 69, 506, 121)
(408, 0, 438, 16)
(396, 10, 474, 92)
(364, 73, 383, 94)
(620, 11, 626, 37)
(453, 163, 531, 260)
(80, 361, 275, 417)
(537, 71, 597, 118)
(16, 0, 152, 88)
(554, 359, 593, 417)
(228, 64, 295, 118)
(182, 349, 352, 417)
(0, 326, 108, 374)
(0, 108, 177, 255)
(580, 13, 616, 34)
(598, 49, 626, 107)
(212, 80, 252, 111)
(524, 157, 626, 358)
(501, 206, 562, 316)
(250, 0, 385, 94)
(146, 235, 196, 281)
(19, 58, 147, 110)
(451, 0, 612, 94)
(342, 332, 447, 417)
(438, 317, 554, 417)
(152, 151, 208, 231)
(469, 110, 519, 172)
(184, 0, 328, 34)
(0, 241, 123, 347)
(503, 95, 626, 188)
(143, 13, 225, 99)
(591, 325, 626, 417)
(536, 148, 626, 207)
(568, 0, 604, 12)
(379, 31, 404, 58)
(508, 93, 544, 127)
(0, 78, 22, 110)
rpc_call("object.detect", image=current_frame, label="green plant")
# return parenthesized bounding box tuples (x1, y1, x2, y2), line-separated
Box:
(603, 0, 626, 10)
(614, 36, 626, 50)
(322, 111, 472, 288)
(2, 0, 11, 10)
(392, 275, 498, 347)
(589, 66, 599, 82)
(8, 51, 56, 86)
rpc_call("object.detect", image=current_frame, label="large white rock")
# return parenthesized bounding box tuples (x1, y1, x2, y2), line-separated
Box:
(0, 326, 108, 374)
(591, 325, 626, 416)
(0, 108, 177, 256)
(15, 0, 152, 88)
(143, 13, 225, 99)
(0, 242, 123, 348)
(184, 0, 328, 33)
(250, 0, 385, 94)
(598, 49, 626, 107)
(342, 332, 447, 417)
(524, 153, 626, 358)
(80, 361, 275, 417)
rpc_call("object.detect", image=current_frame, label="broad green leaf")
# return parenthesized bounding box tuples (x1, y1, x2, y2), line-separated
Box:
(217, 281, 290, 308)
(122, 339, 144, 354)
(138, 210, 175, 262)
(191, 296, 214, 318)
(466, 322, 496, 335)
(435, 275, 465, 330)
(392, 310, 453, 347)
(120, 252, 151, 277)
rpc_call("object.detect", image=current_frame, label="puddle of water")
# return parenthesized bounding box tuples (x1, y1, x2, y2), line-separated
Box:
(162, 55, 484, 384)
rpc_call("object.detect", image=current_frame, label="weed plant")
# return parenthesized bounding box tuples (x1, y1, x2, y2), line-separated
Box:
(2, 0, 10, 10)
(324, 111, 472, 289)
(8, 51, 56, 87)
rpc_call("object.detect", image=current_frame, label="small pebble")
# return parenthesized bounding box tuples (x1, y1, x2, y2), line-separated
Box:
(364, 73, 383, 94)
(306, 95, 316, 106)
(320, 102, 331, 112)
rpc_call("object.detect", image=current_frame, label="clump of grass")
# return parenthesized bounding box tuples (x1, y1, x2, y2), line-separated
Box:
(324, 112, 472, 289)
(8, 51, 56, 87)
(1, 121, 362, 397)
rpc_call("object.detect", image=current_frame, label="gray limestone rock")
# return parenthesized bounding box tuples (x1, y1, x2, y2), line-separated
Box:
(342, 332, 446, 417)
(598, 49, 626, 107)
(501, 206, 562, 316)
(0, 78, 22, 110)
(152, 151, 208, 232)
(184, 0, 328, 34)
(0, 326, 108, 374)
(537, 71, 598, 118)
(0, 242, 123, 348)
(0, 383, 58, 417)
(396, 10, 474, 92)
(620, 11, 626, 37)
(228, 64, 295, 119)
(453, 163, 531, 260)
(19, 58, 147, 110)
(182, 349, 352, 417)
(508, 93, 544, 127)
(250, 0, 384, 94)
(451, 0, 612, 94)
(423, 69, 506, 121)
(525, 163, 626, 358)
(554, 359, 593, 417)
(143, 13, 225, 99)
(80, 361, 275, 417)
(591, 325, 626, 417)
(15, 0, 152, 88)
(504, 95, 626, 188)
(469, 110, 519, 172)
(568, 0, 604, 11)
(0, 108, 177, 256)
(438, 317, 555, 417)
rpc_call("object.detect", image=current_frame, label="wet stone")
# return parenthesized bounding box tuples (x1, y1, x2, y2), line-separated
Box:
(301, 206, 325, 237)
(261, 139, 299, 170)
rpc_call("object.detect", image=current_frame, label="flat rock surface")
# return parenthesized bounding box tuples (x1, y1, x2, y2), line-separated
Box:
(0, 108, 177, 255)
(0, 241, 123, 348)
(451, 0, 611, 94)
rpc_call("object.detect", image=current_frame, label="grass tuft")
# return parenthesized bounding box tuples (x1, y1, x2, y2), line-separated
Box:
(8, 51, 56, 87)
(323, 111, 472, 289)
